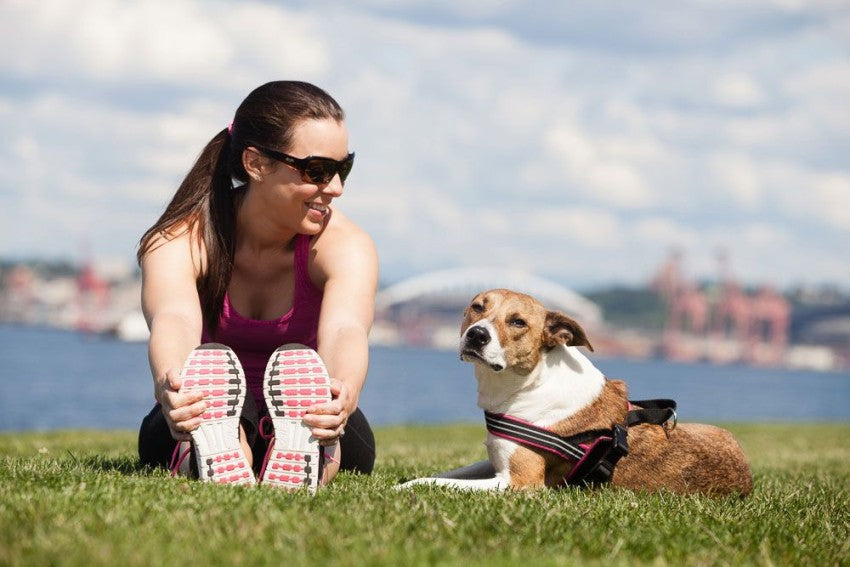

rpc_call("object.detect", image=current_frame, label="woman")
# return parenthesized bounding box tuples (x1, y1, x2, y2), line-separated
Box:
(137, 81, 377, 490)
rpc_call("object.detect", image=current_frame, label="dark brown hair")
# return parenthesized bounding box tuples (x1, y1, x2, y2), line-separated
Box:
(137, 81, 346, 334)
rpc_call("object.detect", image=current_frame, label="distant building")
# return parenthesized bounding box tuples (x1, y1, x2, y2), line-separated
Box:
(0, 260, 142, 335)
(652, 252, 791, 367)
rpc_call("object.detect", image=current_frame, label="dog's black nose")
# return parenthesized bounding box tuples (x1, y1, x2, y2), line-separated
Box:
(465, 325, 490, 348)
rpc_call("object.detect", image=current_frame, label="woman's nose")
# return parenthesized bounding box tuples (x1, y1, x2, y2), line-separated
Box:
(322, 174, 345, 197)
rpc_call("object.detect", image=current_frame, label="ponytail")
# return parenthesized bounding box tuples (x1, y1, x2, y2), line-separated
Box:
(137, 128, 238, 334)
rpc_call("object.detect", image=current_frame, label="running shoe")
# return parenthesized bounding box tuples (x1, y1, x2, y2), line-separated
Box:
(260, 344, 332, 493)
(178, 343, 256, 485)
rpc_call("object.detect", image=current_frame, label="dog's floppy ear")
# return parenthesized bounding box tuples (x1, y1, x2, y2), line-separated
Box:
(544, 311, 594, 351)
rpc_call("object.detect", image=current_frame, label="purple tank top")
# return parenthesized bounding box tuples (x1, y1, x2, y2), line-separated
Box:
(201, 234, 323, 405)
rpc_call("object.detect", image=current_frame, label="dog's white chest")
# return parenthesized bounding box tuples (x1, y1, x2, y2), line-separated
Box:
(478, 346, 605, 426)
(480, 346, 606, 478)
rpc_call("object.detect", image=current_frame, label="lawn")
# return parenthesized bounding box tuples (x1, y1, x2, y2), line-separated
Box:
(1, 423, 848, 566)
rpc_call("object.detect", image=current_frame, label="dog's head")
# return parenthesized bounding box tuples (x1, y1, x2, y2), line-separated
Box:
(459, 288, 594, 375)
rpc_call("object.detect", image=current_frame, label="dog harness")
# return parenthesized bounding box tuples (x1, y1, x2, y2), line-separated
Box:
(484, 399, 677, 487)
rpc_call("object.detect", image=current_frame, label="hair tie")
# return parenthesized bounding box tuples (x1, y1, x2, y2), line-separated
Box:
(227, 121, 234, 136)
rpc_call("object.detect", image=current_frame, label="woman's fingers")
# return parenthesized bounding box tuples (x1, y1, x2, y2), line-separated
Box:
(304, 395, 348, 445)
(160, 367, 206, 439)
(165, 405, 204, 440)
(167, 399, 207, 426)
(165, 368, 183, 391)
(311, 421, 348, 446)
(304, 405, 348, 429)
(328, 379, 352, 408)
(303, 379, 356, 445)
(169, 429, 195, 442)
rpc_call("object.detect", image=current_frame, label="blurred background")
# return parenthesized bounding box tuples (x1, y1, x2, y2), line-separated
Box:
(1, 1, 848, 430)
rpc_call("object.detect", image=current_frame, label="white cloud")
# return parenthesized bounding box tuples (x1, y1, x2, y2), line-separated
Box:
(633, 217, 699, 250)
(739, 222, 792, 247)
(712, 73, 765, 109)
(0, 0, 327, 86)
(2, 0, 224, 81)
(544, 124, 657, 209)
(709, 152, 762, 209)
(222, 3, 329, 82)
(761, 163, 850, 231)
(810, 173, 850, 230)
(526, 208, 620, 248)
(10, 135, 39, 162)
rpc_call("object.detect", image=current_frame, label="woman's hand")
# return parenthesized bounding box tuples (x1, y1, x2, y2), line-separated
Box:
(304, 379, 352, 446)
(158, 368, 206, 441)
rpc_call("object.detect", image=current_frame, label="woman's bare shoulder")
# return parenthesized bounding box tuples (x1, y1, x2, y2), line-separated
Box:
(141, 220, 207, 277)
(317, 209, 375, 250)
(309, 209, 377, 284)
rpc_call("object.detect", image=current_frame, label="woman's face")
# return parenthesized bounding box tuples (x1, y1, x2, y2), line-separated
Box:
(256, 117, 351, 235)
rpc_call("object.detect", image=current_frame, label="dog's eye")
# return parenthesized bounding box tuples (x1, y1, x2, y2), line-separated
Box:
(471, 303, 484, 313)
(509, 318, 527, 328)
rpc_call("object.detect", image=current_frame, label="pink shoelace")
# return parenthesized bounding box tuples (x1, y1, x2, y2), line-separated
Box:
(257, 415, 275, 481)
(169, 442, 192, 478)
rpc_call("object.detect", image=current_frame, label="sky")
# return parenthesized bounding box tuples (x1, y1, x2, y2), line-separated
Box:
(1, 0, 849, 291)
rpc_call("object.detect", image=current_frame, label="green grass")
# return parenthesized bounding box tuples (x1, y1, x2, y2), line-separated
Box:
(1, 424, 849, 566)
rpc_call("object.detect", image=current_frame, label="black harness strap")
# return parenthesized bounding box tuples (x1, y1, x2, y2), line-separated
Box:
(484, 412, 586, 461)
(627, 399, 678, 429)
(484, 398, 677, 487)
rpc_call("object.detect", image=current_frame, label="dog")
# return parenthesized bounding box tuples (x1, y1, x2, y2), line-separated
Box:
(402, 288, 752, 495)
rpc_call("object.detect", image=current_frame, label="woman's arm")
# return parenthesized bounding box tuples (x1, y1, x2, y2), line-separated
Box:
(140, 228, 208, 440)
(305, 211, 379, 443)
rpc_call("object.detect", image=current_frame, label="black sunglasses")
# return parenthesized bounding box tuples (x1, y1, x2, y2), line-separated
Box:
(255, 146, 355, 184)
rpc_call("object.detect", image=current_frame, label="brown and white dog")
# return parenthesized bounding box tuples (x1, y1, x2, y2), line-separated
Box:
(402, 288, 752, 495)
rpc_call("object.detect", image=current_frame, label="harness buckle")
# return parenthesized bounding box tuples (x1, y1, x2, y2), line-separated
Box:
(611, 424, 629, 457)
(585, 425, 630, 485)
(662, 409, 678, 438)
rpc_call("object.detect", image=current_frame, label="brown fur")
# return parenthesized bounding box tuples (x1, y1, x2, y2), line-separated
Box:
(472, 289, 753, 496)
(615, 422, 753, 495)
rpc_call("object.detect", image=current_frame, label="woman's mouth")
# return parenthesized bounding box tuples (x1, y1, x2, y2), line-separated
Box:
(306, 202, 329, 218)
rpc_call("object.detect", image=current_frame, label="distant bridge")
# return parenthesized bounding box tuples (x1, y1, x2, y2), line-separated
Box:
(376, 267, 602, 324)
(792, 305, 850, 344)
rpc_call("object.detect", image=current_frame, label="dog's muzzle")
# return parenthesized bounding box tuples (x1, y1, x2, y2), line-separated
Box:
(464, 325, 490, 349)
(460, 324, 505, 371)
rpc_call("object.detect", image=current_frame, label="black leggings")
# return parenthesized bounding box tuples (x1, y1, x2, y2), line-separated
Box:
(138, 394, 376, 475)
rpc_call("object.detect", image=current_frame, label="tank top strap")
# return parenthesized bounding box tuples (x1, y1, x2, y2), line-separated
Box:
(293, 233, 322, 299)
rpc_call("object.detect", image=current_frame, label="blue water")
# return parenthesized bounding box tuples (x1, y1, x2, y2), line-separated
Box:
(0, 324, 848, 431)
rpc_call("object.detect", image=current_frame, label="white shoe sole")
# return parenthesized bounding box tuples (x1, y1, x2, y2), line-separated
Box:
(179, 343, 255, 485)
(260, 344, 331, 493)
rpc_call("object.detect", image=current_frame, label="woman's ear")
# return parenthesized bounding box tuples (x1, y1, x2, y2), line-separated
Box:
(242, 147, 266, 183)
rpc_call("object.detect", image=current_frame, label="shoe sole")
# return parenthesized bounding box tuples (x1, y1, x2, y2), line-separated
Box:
(261, 344, 331, 493)
(179, 343, 255, 485)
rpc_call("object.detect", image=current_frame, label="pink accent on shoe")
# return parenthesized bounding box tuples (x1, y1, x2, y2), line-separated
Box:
(170, 442, 192, 477)
(322, 447, 341, 466)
